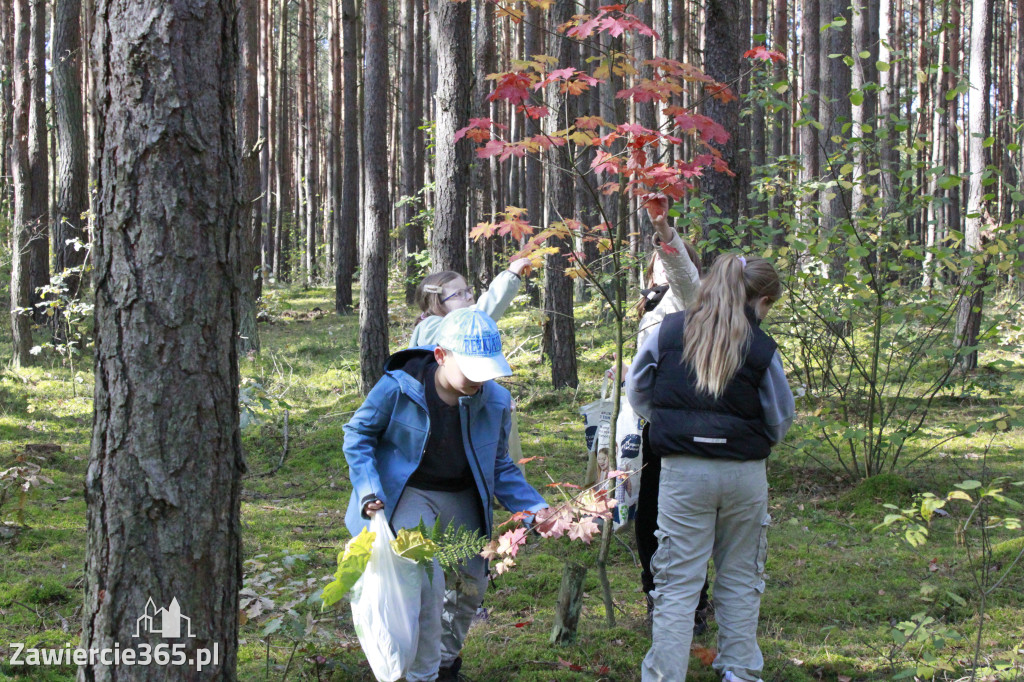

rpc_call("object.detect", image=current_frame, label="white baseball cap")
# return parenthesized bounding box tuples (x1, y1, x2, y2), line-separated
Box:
(435, 308, 513, 382)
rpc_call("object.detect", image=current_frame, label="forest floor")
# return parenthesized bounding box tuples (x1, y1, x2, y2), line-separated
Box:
(1, 281, 1023, 681)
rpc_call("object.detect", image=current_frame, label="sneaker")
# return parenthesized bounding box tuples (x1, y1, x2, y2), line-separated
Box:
(693, 608, 708, 636)
(722, 671, 764, 682)
(438, 656, 469, 682)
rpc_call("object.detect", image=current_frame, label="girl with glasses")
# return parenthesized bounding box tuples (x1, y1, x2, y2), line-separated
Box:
(409, 257, 531, 347)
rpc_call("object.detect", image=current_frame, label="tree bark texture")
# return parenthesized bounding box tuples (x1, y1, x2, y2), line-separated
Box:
(9, 0, 33, 365)
(701, 0, 743, 252)
(957, 0, 992, 369)
(53, 0, 88, 297)
(27, 0, 49, 311)
(273, 0, 290, 281)
(335, 0, 359, 311)
(798, 0, 820, 184)
(402, 0, 424, 301)
(328, 0, 342, 296)
(81, 2, 244, 680)
(360, 0, 391, 392)
(544, 0, 578, 389)
(550, 562, 587, 644)
(431, 0, 471, 275)
(238, 0, 262, 354)
(523, 6, 544, 240)
(0, 1, 13, 226)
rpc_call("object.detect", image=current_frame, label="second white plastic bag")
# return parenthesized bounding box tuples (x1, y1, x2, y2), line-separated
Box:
(350, 513, 423, 682)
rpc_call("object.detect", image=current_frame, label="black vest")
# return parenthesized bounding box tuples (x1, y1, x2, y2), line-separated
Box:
(649, 309, 777, 461)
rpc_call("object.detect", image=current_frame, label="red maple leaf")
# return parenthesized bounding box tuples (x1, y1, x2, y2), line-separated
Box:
(565, 14, 601, 39)
(518, 104, 550, 119)
(476, 139, 507, 159)
(487, 71, 534, 104)
(591, 149, 622, 176)
(744, 44, 787, 63)
(673, 112, 730, 145)
(706, 82, 738, 103)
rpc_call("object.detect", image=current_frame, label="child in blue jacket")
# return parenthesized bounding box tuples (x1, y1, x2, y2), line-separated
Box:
(344, 308, 548, 681)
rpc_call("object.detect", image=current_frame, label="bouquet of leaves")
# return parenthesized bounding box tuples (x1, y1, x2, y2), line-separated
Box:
(322, 520, 489, 609)
(481, 465, 630, 576)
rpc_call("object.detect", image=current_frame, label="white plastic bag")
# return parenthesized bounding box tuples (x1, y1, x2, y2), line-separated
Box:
(612, 397, 643, 527)
(350, 513, 423, 681)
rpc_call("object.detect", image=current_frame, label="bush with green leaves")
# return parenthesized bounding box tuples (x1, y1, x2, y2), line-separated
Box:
(708, 55, 1024, 480)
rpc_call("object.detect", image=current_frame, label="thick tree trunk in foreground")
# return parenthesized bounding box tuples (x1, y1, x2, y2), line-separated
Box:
(81, 2, 244, 680)
(360, 0, 390, 391)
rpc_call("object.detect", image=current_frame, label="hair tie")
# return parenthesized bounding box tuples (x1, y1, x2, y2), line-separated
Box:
(737, 255, 747, 269)
(422, 284, 443, 294)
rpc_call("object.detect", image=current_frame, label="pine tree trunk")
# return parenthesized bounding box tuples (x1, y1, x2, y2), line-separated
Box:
(0, 2, 12, 226)
(544, 0, 578, 390)
(9, 0, 33, 365)
(820, 0, 852, 285)
(259, 0, 272, 291)
(957, 0, 991, 370)
(53, 0, 87, 312)
(27, 0, 48, 313)
(81, 2, 244, 679)
(238, 0, 262, 355)
(274, 0, 290, 282)
(923, 0, 950, 289)
(432, 0, 471, 274)
(470, 0, 494, 287)
(302, 0, 318, 284)
(336, 0, 359, 311)
(523, 6, 544, 243)
(402, 0, 424, 302)
(798, 0, 820, 185)
(701, 0, 743, 252)
(327, 0, 341, 289)
(360, 0, 390, 392)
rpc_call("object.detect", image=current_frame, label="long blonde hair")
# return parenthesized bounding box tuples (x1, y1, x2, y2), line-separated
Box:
(681, 254, 781, 399)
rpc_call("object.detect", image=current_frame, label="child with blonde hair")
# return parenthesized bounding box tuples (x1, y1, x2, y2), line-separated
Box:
(627, 253, 795, 682)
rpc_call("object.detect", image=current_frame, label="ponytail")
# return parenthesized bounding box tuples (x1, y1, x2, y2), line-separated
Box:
(681, 254, 781, 399)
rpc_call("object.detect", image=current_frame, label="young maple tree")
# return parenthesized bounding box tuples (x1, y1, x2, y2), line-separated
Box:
(454, 0, 784, 624)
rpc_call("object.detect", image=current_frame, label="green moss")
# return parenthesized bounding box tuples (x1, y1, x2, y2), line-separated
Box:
(838, 473, 918, 517)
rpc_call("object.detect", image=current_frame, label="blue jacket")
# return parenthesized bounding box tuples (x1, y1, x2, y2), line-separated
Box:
(343, 347, 547, 537)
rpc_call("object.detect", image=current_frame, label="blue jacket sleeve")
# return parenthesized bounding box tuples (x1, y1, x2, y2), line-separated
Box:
(626, 325, 661, 423)
(491, 405, 547, 515)
(759, 351, 795, 444)
(342, 376, 399, 511)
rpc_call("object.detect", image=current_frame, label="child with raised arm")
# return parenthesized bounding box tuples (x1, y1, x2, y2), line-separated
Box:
(627, 254, 795, 682)
(344, 308, 548, 682)
(409, 257, 532, 347)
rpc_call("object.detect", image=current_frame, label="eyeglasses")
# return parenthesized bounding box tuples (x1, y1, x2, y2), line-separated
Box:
(441, 287, 474, 304)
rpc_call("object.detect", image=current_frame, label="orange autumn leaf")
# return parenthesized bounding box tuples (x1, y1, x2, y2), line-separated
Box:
(692, 645, 717, 666)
